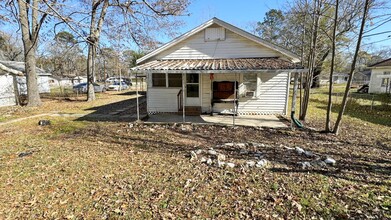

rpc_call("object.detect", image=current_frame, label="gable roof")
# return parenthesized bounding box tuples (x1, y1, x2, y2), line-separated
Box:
(368, 58, 391, 68)
(0, 60, 51, 76)
(136, 17, 300, 64)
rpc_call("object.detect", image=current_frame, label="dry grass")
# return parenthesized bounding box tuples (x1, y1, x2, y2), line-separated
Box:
(0, 88, 390, 219)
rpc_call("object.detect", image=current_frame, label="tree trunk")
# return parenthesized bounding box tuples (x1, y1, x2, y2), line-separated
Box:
(25, 49, 42, 106)
(300, 0, 321, 121)
(18, 0, 42, 107)
(87, 42, 96, 101)
(333, 0, 369, 135)
(325, 0, 339, 132)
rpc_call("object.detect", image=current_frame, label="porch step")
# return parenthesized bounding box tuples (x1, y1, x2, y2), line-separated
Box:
(178, 106, 201, 116)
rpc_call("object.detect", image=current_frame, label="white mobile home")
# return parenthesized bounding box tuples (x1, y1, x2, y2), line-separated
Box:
(132, 18, 304, 115)
(368, 58, 391, 94)
(0, 60, 51, 107)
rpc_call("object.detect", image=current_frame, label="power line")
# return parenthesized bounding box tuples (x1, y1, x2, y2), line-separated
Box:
(363, 30, 391, 38)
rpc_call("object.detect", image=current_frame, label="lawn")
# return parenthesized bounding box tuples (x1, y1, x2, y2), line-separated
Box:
(0, 87, 390, 219)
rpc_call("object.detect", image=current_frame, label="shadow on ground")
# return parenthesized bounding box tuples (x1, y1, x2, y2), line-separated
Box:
(75, 92, 146, 122)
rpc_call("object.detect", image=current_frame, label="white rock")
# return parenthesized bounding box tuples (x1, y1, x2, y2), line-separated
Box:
(190, 151, 197, 161)
(200, 157, 207, 163)
(226, 162, 235, 168)
(236, 143, 246, 148)
(195, 149, 203, 154)
(304, 151, 314, 157)
(295, 147, 305, 154)
(299, 161, 311, 169)
(207, 149, 217, 156)
(206, 158, 213, 165)
(256, 159, 268, 168)
(217, 153, 226, 161)
(246, 161, 256, 167)
(224, 143, 234, 147)
(324, 157, 336, 165)
(217, 161, 225, 168)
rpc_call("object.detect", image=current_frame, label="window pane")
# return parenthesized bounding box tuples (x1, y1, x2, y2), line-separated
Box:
(381, 78, 389, 87)
(187, 73, 199, 83)
(152, 73, 166, 87)
(187, 84, 199, 97)
(168, 74, 182, 87)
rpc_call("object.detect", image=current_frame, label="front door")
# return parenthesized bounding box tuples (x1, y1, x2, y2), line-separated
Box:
(185, 73, 200, 106)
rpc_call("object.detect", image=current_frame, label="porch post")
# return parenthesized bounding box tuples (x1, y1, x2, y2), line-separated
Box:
(182, 73, 185, 123)
(136, 71, 140, 121)
(233, 72, 237, 127)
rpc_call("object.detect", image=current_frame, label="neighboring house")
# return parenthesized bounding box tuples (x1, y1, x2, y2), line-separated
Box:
(332, 73, 348, 84)
(0, 60, 51, 107)
(73, 76, 88, 84)
(48, 76, 73, 87)
(132, 18, 303, 115)
(353, 69, 371, 85)
(368, 58, 391, 94)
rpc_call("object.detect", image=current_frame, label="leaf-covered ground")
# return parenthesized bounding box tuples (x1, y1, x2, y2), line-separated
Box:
(0, 88, 390, 219)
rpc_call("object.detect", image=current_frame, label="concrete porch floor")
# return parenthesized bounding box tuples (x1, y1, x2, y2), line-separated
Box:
(146, 114, 288, 128)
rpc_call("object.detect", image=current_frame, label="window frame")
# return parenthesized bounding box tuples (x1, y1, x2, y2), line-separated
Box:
(381, 78, 389, 87)
(168, 73, 182, 88)
(152, 73, 166, 87)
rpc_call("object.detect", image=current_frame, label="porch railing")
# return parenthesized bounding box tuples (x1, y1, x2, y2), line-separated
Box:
(177, 89, 183, 111)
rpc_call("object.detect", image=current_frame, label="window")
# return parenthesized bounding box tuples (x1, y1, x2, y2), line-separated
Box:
(168, 74, 182, 87)
(187, 84, 199, 97)
(381, 78, 389, 87)
(186, 73, 199, 97)
(384, 71, 391, 75)
(242, 73, 257, 97)
(187, 73, 199, 83)
(152, 73, 166, 87)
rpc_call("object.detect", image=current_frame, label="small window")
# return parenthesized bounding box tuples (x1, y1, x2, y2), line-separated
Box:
(381, 78, 389, 87)
(384, 71, 391, 75)
(168, 74, 182, 87)
(152, 73, 166, 87)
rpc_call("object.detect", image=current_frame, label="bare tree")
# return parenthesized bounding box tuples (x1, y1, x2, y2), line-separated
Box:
(1, 1, 58, 106)
(325, 0, 339, 132)
(0, 31, 23, 61)
(47, 0, 190, 101)
(333, 0, 371, 134)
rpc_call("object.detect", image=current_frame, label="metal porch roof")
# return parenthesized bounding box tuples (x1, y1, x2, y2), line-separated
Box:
(132, 58, 301, 71)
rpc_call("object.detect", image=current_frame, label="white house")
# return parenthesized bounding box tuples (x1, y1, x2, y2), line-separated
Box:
(0, 60, 51, 107)
(48, 76, 73, 88)
(368, 58, 391, 94)
(132, 18, 304, 116)
(73, 76, 88, 84)
(333, 73, 349, 84)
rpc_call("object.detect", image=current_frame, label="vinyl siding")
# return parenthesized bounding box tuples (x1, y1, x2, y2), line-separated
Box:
(369, 68, 391, 93)
(200, 72, 289, 115)
(147, 88, 181, 112)
(238, 72, 289, 115)
(0, 75, 16, 107)
(153, 29, 280, 60)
